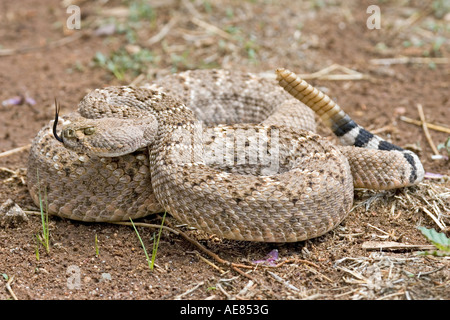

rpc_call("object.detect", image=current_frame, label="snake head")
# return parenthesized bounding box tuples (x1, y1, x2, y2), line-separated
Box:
(57, 116, 158, 157)
(52, 100, 102, 153)
(52, 99, 98, 144)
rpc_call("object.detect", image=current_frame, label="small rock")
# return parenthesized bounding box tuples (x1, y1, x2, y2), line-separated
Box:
(100, 273, 112, 282)
(0, 199, 29, 228)
(83, 276, 92, 284)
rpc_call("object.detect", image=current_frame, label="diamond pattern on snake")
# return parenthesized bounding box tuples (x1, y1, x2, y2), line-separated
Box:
(27, 68, 424, 242)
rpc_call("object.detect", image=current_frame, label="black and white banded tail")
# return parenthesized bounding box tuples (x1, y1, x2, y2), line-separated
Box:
(276, 68, 424, 188)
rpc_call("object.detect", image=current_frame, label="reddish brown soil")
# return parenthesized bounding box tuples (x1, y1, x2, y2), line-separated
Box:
(0, 0, 448, 301)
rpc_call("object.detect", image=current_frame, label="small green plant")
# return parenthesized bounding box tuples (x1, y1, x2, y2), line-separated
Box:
(130, 212, 166, 271)
(418, 226, 450, 256)
(437, 136, 450, 156)
(203, 0, 213, 13)
(104, 0, 155, 44)
(128, 0, 155, 23)
(432, 0, 450, 18)
(95, 234, 99, 257)
(36, 170, 50, 255)
(170, 50, 193, 73)
(94, 48, 155, 81)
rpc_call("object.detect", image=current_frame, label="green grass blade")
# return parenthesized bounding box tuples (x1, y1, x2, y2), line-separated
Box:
(150, 212, 166, 270)
(95, 234, 99, 257)
(35, 235, 40, 261)
(36, 169, 50, 253)
(130, 218, 152, 270)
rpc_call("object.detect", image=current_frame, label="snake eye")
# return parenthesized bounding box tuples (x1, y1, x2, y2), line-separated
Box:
(84, 127, 95, 135)
(64, 128, 75, 138)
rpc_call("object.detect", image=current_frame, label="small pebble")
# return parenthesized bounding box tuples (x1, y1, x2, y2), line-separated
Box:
(0, 199, 29, 228)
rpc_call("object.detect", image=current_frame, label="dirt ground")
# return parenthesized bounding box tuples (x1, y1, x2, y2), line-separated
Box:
(0, 0, 449, 301)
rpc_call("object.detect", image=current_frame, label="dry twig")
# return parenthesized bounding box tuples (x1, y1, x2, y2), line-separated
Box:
(272, 258, 320, 269)
(370, 57, 449, 66)
(191, 17, 235, 42)
(416, 104, 440, 155)
(0, 145, 31, 159)
(216, 283, 232, 299)
(266, 270, 302, 292)
(5, 275, 18, 300)
(400, 116, 450, 134)
(174, 281, 205, 299)
(300, 64, 367, 80)
(236, 280, 255, 299)
(147, 16, 179, 45)
(422, 207, 446, 231)
(190, 251, 226, 274)
(336, 266, 369, 283)
(362, 241, 436, 251)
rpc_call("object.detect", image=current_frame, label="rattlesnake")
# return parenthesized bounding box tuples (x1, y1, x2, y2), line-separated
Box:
(27, 68, 424, 242)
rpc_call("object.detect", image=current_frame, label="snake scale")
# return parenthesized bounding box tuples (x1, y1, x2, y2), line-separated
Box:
(27, 68, 424, 242)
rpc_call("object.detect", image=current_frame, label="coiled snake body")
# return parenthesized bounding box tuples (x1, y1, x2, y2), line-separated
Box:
(27, 69, 424, 242)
